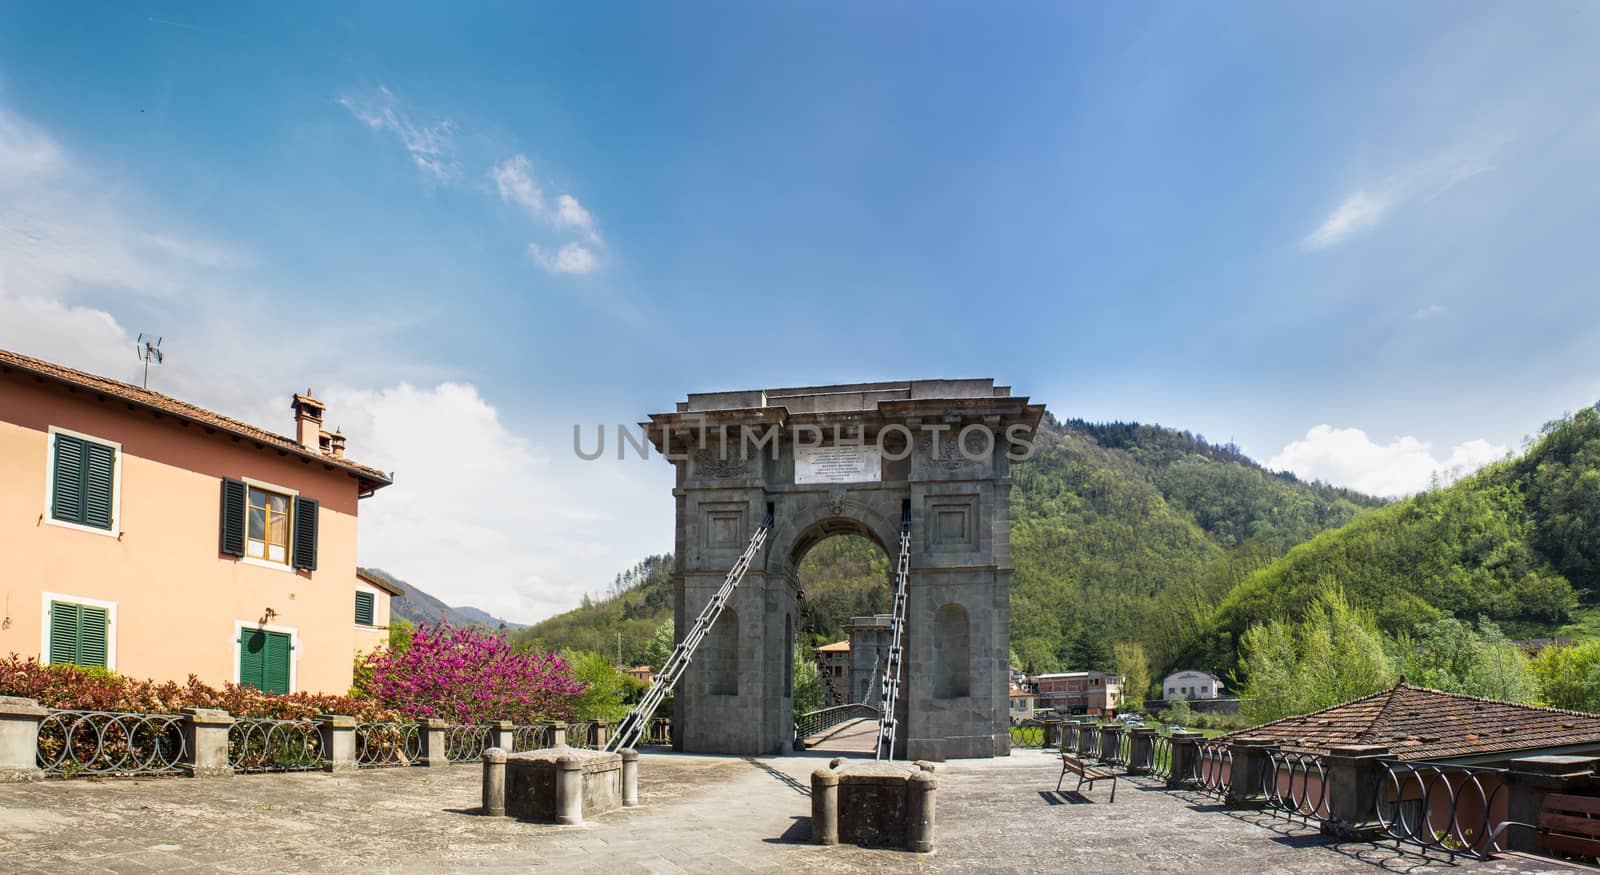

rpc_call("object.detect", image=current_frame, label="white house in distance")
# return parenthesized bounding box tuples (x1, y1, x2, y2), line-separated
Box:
(1163, 670, 1223, 700)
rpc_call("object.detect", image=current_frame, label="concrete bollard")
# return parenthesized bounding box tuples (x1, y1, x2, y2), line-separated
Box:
(1100, 725, 1125, 763)
(481, 748, 507, 817)
(316, 714, 357, 774)
(1127, 728, 1157, 775)
(0, 697, 48, 782)
(906, 770, 937, 853)
(181, 707, 234, 778)
(811, 768, 840, 845)
(593, 721, 609, 749)
(551, 721, 568, 748)
(1225, 738, 1274, 809)
(1167, 731, 1204, 789)
(621, 748, 640, 807)
(418, 718, 450, 767)
(914, 760, 936, 772)
(1319, 744, 1390, 840)
(491, 720, 514, 753)
(1042, 721, 1058, 749)
(555, 754, 584, 825)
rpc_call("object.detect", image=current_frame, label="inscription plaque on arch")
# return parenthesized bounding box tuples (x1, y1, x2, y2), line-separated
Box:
(796, 445, 882, 484)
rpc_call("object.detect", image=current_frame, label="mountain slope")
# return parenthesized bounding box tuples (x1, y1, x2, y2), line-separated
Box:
(1195, 404, 1600, 672)
(362, 567, 526, 630)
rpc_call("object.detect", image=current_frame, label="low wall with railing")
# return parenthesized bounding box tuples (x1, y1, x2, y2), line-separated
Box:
(0, 696, 621, 781)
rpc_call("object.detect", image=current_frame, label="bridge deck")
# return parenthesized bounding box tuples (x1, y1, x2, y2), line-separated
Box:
(799, 716, 878, 755)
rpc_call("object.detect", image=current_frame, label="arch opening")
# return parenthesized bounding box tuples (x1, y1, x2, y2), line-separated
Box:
(933, 603, 971, 700)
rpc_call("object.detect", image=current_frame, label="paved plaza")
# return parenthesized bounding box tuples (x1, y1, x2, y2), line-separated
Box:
(0, 747, 1578, 874)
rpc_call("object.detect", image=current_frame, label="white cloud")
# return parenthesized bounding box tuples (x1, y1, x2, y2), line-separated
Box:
(338, 86, 459, 182)
(531, 242, 598, 275)
(1302, 190, 1394, 250)
(1268, 424, 1507, 497)
(1301, 148, 1496, 251)
(1412, 304, 1446, 320)
(490, 154, 544, 215)
(0, 109, 64, 180)
(554, 193, 599, 240)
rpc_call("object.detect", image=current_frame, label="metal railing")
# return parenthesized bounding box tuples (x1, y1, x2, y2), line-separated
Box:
(1010, 719, 1046, 748)
(1079, 725, 1102, 761)
(511, 724, 552, 753)
(1149, 734, 1173, 778)
(355, 721, 421, 768)
(795, 703, 880, 741)
(1261, 749, 1330, 823)
(1195, 739, 1232, 798)
(1374, 759, 1509, 859)
(1104, 731, 1131, 767)
(228, 717, 323, 773)
(444, 724, 495, 763)
(566, 721, 597, 750)
(37, 710, 187, 777)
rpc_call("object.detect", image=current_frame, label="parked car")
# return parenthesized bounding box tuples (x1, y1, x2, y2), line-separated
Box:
(1167, 724, 1186, 733)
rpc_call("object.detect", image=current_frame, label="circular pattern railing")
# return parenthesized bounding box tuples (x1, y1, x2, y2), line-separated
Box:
(511, 724, 552, 753)
(355, 721, 421, 768)
(1010, 719, 1046, 748)
(1149, 734, 1173, 778)
(1374, 759, 1508, 859)
(1078, 726, 1101, 760)
(37, 710, 187, 777)
(565, 721, 597, 749)
(1261, 750, 1329, 822)
(1195, 739, 1232, 798)
(228, 717, 323, 773)
(444, 725, 494, 763)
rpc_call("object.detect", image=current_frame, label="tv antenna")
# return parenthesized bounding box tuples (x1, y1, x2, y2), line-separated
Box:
(136, 334, 164, 388)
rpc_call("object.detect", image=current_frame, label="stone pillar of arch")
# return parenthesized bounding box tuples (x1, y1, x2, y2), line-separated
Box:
(648, 380, 1042, 759)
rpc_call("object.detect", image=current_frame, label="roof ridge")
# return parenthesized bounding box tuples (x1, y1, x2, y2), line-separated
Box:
(1389, 680, 1600, 722)
(1361, 681, 1407, 741)
(1220, 684, 1396, 739)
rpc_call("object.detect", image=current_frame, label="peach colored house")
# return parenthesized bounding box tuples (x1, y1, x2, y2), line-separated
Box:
(0, 348, 395, 694)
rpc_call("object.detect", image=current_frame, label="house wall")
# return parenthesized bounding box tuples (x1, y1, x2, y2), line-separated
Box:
(0, 375, 372, 694)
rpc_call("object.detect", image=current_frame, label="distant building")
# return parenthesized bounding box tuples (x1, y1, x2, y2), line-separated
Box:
(1163, 670, 1224, 700)
(624, 665, 654, 685)
(814, 640, 850, 706)
(1009, 688, 1036, 721)
(844, 614, 893, 706)
(1035, 670, 1120, 716)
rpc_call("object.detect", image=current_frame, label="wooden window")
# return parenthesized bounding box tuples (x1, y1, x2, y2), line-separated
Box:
(50, 431, 116, 531)
(247, 485, 292, 564)
(47, 600, 109, 668)
(238, 628, 292, 694)
(355, 591, 376, 626)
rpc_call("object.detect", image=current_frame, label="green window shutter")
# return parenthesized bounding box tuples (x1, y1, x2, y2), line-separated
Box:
(219, 479, 247, 557)
(291, 497, 318, 571)
(263, 631, 292, 694)
(82, 442, 116, 530)
(355, 591, 375, 626)
(49, 601, 81, 665)
(238, 628, 266, 689)
(51, 434, 86, 524)
(76, 605, 109, 668)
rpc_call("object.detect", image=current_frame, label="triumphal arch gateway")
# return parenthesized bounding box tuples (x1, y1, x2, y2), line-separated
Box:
(644, 380, 1042, 761)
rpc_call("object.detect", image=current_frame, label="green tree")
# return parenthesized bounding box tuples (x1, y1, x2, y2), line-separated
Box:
(1114, 641, 1150, 712)
(564, 650, 629, 722)
(1238, 587, 1392, 724)
(792, 647, 823, 715)
(1531, 639, 1600, 711)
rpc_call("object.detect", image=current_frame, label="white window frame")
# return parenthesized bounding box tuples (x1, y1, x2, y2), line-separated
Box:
(239, 477, 298, 573)
(231, 620, 300, 693)
(354, 581, 383, 629)
(41, 592, 119, 670)
(43, 426, 123, 539)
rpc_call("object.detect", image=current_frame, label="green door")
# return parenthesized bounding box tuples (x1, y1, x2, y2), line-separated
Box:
(238, 628, 292, 694)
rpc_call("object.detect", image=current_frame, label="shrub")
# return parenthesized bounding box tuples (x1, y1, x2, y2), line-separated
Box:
(369, 621, 583, 724)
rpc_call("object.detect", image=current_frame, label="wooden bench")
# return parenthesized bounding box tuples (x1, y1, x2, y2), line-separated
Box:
(1493, 793, 1600, 866)
(1057, 753, 1118, 803)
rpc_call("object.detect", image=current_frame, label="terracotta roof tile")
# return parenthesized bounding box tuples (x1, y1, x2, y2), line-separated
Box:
(1224, 682, 1600, 761)
(0, 347, 392, 489)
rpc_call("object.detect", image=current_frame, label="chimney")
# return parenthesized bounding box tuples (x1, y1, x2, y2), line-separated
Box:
(329, 428, 347, 458)
(291, 390, 325, 450)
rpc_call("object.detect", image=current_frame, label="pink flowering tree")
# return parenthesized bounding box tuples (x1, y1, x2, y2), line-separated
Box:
(367, 622, 583, 723)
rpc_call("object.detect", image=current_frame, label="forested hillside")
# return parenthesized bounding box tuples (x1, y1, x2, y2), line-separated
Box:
(1192, 405, 1600, 675)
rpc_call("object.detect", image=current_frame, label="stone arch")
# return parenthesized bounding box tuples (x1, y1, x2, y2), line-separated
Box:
(766, 499, 901, 583)
(932, 603, 971, 699)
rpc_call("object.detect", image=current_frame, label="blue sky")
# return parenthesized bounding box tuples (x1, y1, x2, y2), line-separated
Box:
(2, 3, 1598, 622)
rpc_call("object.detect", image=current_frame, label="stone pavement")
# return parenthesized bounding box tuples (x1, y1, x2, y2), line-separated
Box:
(0, 748, 1577, 874)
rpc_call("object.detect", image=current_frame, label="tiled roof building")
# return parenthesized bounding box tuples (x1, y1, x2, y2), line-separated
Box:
(1225, 682, 1600, 762)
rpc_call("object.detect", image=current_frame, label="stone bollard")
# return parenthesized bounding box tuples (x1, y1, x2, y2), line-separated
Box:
(1167, 731, 1204, 789)
(906, 770, 937, 853)
(481, 748, 508, 817)
(555, 754, 584, 825)
(1042, 720, 1058, 749)
(1100, 725, 1125, 763)
(491, 720, 515, 753)
(621, 748, 640, 807)
(593, 721, 609, 749)
(317, 714, 357, 774)
(1319, 744, 1390, 840)
(551, 721, 568, 748)
(811, 767, 840, 845)
(1127, 728, 1157, 775)
(0, 697, 48, 782)
(1224, 738, 1274, 809)
(180, 707, 234, 778)
(418, 718, 450, 767)
(1503, 755, 1600, 853)
(914, 760, 936, 772)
